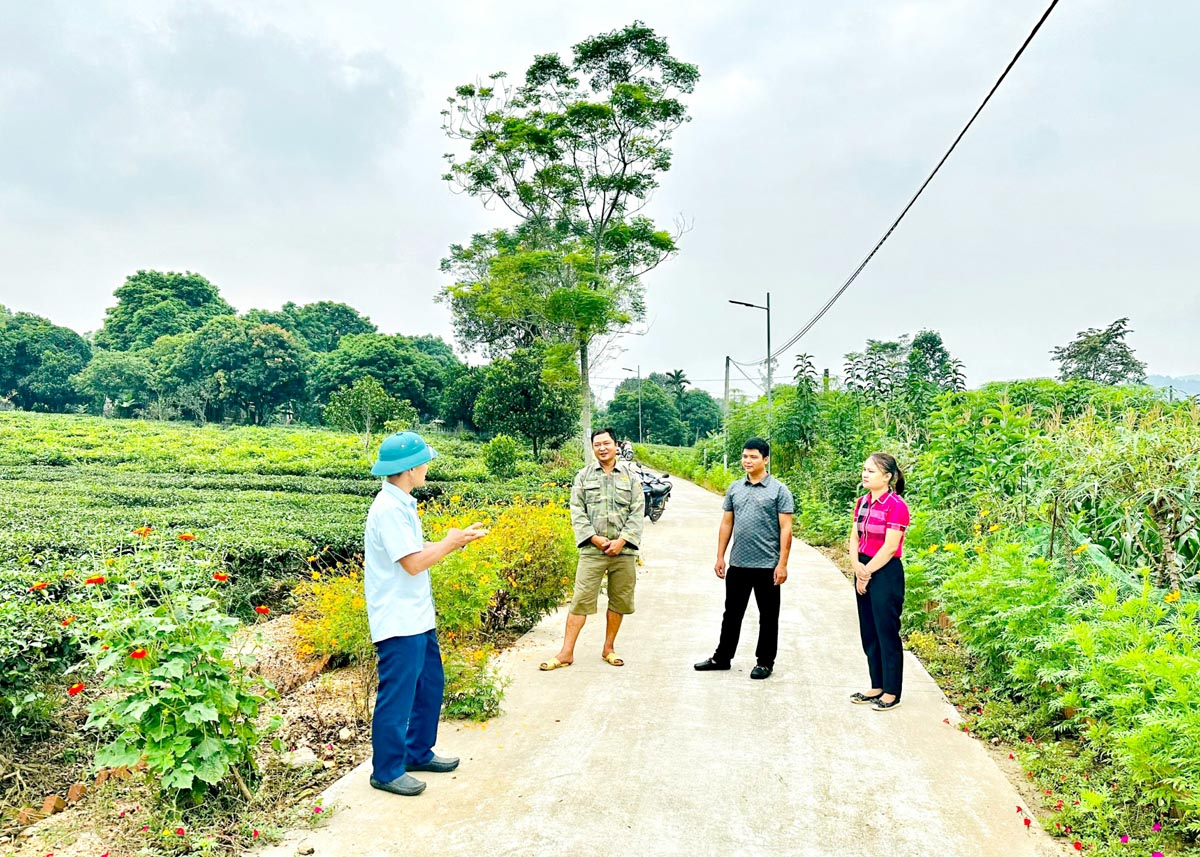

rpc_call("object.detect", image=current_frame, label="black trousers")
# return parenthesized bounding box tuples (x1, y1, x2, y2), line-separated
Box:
(713, 566, 780, 667)
(855, 553, 905, 698)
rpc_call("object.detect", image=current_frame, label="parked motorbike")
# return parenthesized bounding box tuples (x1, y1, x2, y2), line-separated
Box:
(618, 440, 635, 462)
(637, 466, 672, 522)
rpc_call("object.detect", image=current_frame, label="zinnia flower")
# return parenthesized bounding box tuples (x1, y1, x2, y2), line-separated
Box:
(177, 532, 195, 542)
(1119, 835, 1129, 843)
(61, 616, 76, 626)
(29, 581, 48, 591)
(255, 606, 270, 615)
(68, 682, 85, 696)
(253, 830, 260, 839)
(132, 526, 152, 538)
(130, 648, 147, 660)
(85, 575, 107, 585)
(1024, 818, 1031, 827)
(213, 572, 229, 582)
(1152, 822, 1162, 832)
(1072, 843, 1082, 851)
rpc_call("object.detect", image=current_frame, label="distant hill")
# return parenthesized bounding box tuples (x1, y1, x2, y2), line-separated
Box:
(1147, 374, 1200, 396)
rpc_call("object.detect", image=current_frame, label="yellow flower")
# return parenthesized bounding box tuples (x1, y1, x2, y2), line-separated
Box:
(307, 555, 318, 563)
(927, 544, 940, 554)
(1073, 543, 1090, 556)
(973, 545, 985, 555)
(980, 509, 991, 517)
(311, 571, 322, 581)
(450, 495, 462, 503)
(523, 554, 532, 563)
(1164, 590, 1181, 604)
(987, 524, 1001, 533)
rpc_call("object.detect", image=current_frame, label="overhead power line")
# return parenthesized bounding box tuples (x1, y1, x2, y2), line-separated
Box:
(738, 0, 1061, 367)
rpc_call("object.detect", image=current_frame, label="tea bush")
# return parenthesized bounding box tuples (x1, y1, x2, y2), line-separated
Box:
(483, 434, 522, 479)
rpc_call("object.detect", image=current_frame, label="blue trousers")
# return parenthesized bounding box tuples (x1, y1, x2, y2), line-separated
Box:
(372, 629, 444, 782)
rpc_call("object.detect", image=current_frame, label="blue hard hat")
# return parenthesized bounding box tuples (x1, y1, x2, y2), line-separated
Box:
(371, 431, 438, 477)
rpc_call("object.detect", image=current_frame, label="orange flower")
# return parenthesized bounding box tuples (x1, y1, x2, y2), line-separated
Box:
(85, 575, 107, 585)
(29, 581, 48, 591)
(130, 648, 147, 660)
(254, 606, 270, 615)
(131, 526, 153, 538)
(61, 616, 76, 626)
(213, 572, 229, 582)
(68, 682, 85, 696)
(177, 532, 196, 542)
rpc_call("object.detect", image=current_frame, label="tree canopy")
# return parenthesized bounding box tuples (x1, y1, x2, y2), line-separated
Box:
(0, 308, 92, 411)
(95, 271, 235, 351)
(1051, 318, 1147, 385)
(244, 301, 376, 352)
(472, 346, 578, 456)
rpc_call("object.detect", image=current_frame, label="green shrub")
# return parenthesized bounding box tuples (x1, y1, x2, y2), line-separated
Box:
(82, 575, 279, 799)
(483, 434, 522, 479)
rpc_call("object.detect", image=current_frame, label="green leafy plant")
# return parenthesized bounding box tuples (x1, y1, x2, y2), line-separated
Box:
(82, 576, 279, 800)
(483, 434, 522, 479)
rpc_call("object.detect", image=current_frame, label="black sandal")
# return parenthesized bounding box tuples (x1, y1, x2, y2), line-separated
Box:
(850, 692, 883, 705)
(872, 697, 902, 712)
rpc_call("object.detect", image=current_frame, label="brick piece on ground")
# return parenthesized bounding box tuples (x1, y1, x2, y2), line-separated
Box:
(67, 782, 89, 803)
(40, 794, 67, 815)
(16, 807, 46, 827)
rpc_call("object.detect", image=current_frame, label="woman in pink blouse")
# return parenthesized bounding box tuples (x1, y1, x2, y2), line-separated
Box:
(847, 452, 910, 712)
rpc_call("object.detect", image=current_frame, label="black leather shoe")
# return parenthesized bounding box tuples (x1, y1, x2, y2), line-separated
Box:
(693, 658, 731, 671)
(750, 665, 773, 680)
(872, 697, 902, 712)
(406, 754, 460, 773)
(369, 773, 426, 796)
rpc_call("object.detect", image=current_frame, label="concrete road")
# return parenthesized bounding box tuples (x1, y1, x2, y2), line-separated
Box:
(257, 476, 1061, 857)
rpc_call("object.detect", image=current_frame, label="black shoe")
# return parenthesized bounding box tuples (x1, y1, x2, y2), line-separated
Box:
(693, 657, 731, 671)
(406, 754, 460, 773)
(369, 773, 426, 796)
(850, 691, 884, 705)
(750, 665, 772, 680)
(872, 697, 902, 712)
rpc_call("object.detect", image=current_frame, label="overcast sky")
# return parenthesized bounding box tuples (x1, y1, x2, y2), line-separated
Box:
(2, 0, 1197, 400)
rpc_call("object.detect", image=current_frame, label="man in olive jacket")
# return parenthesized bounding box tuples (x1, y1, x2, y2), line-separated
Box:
(540, 427, 645, 670)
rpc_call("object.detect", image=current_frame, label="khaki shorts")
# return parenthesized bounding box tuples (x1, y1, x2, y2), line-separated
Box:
(569, 552, 637, 616)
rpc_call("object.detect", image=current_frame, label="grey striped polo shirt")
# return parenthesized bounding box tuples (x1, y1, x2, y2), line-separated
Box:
(723, 474, 795, 568)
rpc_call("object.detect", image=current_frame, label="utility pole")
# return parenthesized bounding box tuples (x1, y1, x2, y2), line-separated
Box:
(729, 292, 773, 442)
(722, 355, 731, 469)
(621, 365, 643, 443)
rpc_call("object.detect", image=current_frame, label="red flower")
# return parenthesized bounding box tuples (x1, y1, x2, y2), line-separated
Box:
(85, 575, 107, 585)
(29, 581, 48, 591)
(176, 827, 186, 836)
(1024, 818, 1031, 827)
(255, 606, 270, 615)
(213, 572, 229, 582)
(1016, 806, 1023, 813)
(141, 826, 149, 833)
(68, 682, 85, 696)
(1073, 843, 1082, 851)
(1008, 753, 1014, 760)
(942, 718, 949, 724)
(130, 648, 147, 660)
(61, 616, 76, 626)
(177, 532, 196, 541)
(253, 830, 260, 839)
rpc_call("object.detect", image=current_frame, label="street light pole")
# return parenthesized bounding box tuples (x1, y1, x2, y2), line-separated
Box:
(621, 365, 642, 443)
(728, 292, 773, 441)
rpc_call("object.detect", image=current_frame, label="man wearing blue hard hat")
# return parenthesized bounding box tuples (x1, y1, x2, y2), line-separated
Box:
(364, 431, 488, 797)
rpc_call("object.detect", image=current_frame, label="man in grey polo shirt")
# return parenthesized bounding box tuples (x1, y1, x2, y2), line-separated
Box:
(694, 437, 794, 679)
